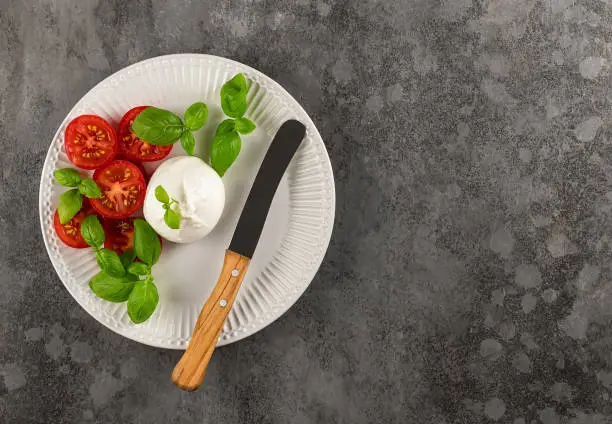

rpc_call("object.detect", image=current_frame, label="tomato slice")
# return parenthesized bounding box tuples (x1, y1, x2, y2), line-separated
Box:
(65, 115, 117, 170)
(103, 218, 135, 255)
(90, 160, 146, 219)
(103, 217, 162, 255)
(118, 106, 173, 162)
(53, 200, 96, 248)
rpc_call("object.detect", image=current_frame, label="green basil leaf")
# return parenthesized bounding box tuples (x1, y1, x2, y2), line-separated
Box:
(211, 130, 241, 177)
(78, 178, 102, 198)
(222, 73, 247, 95)
(154, 185, 170, 204)
(216, 119, 236, 135)
(80, 214, 105, 248)
(58, 189, 83, 224)
(134, 219, 162, 265)
(89, 271, 137, 302)
(221, 94, 247, 119)
(164, 208, 181, 229)
(119, 249, 136, 269)
(96, 248, 126, 278)
(127, 279, 159, 324)
(221, 74, 248, 118)
(54, 168, 82, 187)
(127, 262, 150, 276)
(235, 117, 256, 135)
(131, 107, 185, 146)
(181, 130, 196, 156)
(184, 102, 208, 131)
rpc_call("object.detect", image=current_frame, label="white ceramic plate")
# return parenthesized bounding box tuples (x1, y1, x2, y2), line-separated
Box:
(39, 54, 335, 349)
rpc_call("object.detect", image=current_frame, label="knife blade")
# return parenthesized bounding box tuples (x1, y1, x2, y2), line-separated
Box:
(229, 119, 306, 258)
(172, 120, 306, 391)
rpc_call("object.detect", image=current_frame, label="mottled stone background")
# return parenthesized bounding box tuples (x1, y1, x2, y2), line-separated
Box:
(2, 0, 612, 422)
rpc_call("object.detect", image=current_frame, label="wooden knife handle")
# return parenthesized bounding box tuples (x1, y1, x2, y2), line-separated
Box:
(172, 250, 250, 391)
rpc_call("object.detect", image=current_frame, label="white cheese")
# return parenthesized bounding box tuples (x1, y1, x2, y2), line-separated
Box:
(143, 156, 225, 243)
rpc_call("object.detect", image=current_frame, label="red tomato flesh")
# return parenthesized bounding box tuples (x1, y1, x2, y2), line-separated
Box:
(65, 115, 117, 170)
(53, 200, 96, 248)
(114, 154, 149, 182)
(118, 106, 173, 162)
(90, 160, 146, 219)
(103, 218, 135, 255)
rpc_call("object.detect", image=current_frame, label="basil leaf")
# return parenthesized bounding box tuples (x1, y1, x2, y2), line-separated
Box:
(127, 262, 150, 276)
(154, 185, 170, 204)
(131, 107, 185, 146)
(119, 249, 136, 269)
(164, 208, 181, 229)
(89, 271, 137, 302)
(235, 117, 256, 135)
(96, 248, 126, 278)
(78, 178, 102, 198)
(184, 102, 208, 131)
(222, 73, 247, 94)
(134, 219, 162, 265)
(58, 189, 83, 224)
(216, 119, 236, 135)
(127, 279, 159, 324)
(181, 130, 196, 156)
(54, 168, 82, 187)
(211, 130, 241, 177)
(80, 214, 105, 248)
(221, 74, 248, 118)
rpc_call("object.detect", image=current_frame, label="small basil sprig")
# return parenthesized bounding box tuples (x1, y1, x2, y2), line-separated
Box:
(128, 219, 161, 324)
(54, 168, 102, 224)
(155, 186, 182, 229)
(81, 216, 137, 301)
(211, 74, 256, 176)
(83, 217, 161, 324)
(131, 102, 208, 156)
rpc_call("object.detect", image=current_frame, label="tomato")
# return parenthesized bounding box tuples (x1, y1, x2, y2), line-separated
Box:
(65, 115, 117, 170)
(90, 160, 146, 219)
(53, 200, 96, 248)
(103, 217, 162, 255)
(118, 106, 173, 162)
(103, 218, 135, 255)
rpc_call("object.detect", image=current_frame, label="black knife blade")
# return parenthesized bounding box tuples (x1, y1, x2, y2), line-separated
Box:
(228, 120, 306, 258)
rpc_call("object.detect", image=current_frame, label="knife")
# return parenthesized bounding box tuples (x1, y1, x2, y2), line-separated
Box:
(172, 119, 307, 391)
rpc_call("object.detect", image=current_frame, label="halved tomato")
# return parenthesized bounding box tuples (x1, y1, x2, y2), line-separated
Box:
(53, 200, 96, 248)
(90, 160, 146, 219)
(103, 217, 162, 255)
(65, 115, 117, 170)
(103, 218, 135, 254)
(118, 106, 173, 162)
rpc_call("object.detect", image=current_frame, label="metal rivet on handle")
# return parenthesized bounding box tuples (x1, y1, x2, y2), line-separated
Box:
(220, 299, 227, 307)
(231, 269, 239, 277)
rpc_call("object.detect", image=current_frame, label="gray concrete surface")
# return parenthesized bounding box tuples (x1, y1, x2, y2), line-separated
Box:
(2, 0, 612, 422)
